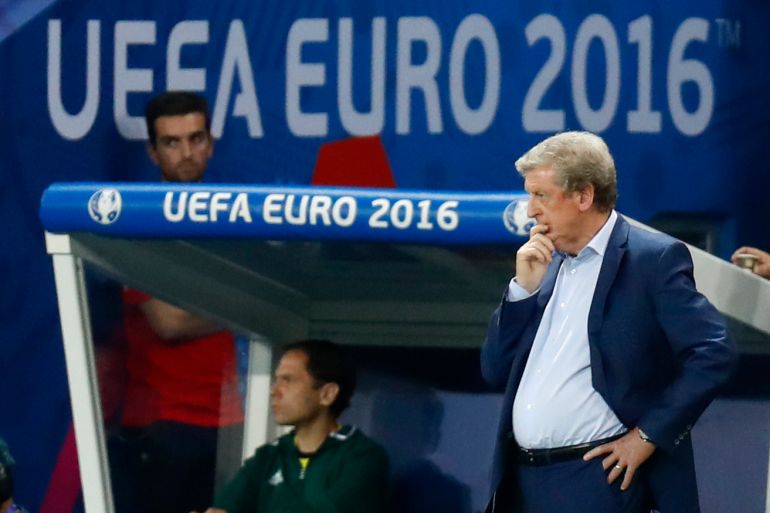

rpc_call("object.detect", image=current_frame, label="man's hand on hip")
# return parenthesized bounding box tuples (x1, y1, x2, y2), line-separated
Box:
(583, 428, 656, 491)
(515, 224, 555, 293)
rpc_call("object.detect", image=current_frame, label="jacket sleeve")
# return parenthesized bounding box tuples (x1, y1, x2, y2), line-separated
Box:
(637, 241, 737, 451)
(480, 291, 539, 389)
(212, 448, 267, 513)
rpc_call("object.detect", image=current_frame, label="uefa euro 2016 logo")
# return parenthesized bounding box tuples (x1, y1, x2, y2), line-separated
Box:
(502, 200, 535, 236)
(88, 188, 122, 225)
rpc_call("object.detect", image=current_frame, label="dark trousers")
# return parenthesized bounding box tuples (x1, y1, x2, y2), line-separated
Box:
(108, 421, 240, 513)
(493, 458, 651, 513)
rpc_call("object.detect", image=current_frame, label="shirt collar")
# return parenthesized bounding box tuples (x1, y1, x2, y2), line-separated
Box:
(575, 210, 617, 259)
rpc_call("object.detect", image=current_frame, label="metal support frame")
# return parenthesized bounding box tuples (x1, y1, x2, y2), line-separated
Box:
(47, 233, 113, 513)
(241, 336, 275, 460)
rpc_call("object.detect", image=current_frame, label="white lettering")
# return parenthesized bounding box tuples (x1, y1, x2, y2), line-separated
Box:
(449, 15, 500, 135)
(188, 191, 211, 222)
(210, 192, 232, 222)
(571, 15, 620, 133)
(167, 21, 209, 92)
(522, 15, 567, 132)
(627, 16, 661, 133)
(285, 194, 309, 225)
(332, 196, 357, 227)
(47, 20, 100, 140)
(114, 21, 155, 140)
(164, 192, 187, 222)
(47, 15, 520, 140)
(212, 20, 263, 138)
(396, 17, 443, 134)
(309, 195, 332, 225)
(668, 18, 713, 136)
(338, 17, 386, 136)
(263, 194, 285, 224)
(286, 19, 329, 136)
(263, 194, 356, 226)
(230, 193, 252, 222)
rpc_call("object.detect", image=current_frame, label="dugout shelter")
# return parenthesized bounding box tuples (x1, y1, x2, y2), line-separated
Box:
(41, 183, 770, 513)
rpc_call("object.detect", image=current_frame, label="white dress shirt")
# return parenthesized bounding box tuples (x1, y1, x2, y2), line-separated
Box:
(508, 210, 626, 449)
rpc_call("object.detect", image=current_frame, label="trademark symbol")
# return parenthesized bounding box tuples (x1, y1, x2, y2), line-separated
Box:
(715, 19, 741, 48)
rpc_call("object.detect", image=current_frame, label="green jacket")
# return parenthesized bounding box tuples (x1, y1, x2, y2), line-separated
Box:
(214, 425, 389, 513)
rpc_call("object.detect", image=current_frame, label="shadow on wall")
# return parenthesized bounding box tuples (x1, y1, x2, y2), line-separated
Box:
(339, 346, 499, 513)
(367, 383, 472, 513)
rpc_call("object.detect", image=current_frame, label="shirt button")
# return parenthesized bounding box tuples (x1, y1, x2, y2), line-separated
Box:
(570, 269, 576, 274)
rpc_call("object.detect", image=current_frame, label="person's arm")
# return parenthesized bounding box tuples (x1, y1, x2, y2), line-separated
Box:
(731, 246, 770, 278)
(480, 225, 554, 388)
(139, 298, 225, 341)
(639, 242, 737, 445)
(586, 241, 737, 488)
(211, 449, 266, 513)
(480, 296, 538, 389)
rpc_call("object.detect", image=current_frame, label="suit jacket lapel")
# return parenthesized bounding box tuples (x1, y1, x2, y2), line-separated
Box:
(586, 215, 628, 396)
(588, 215, 629, 338)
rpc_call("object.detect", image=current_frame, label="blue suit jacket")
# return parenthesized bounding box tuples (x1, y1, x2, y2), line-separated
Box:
(481, 215, 737, 513)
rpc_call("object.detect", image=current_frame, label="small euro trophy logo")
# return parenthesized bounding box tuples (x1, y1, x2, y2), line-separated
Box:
(88, 188, 122, 225)
(502, 200, 535, 236)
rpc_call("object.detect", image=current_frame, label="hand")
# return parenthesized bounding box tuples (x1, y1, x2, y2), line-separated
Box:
(515, 224, 555, 293)
(731, 246, 770, 279)
(583, 428, 656, 491)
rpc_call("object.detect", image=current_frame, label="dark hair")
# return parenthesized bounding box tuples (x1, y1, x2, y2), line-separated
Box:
(0, 438, 15, 503)
(145, 91, 210, 146)
(280, 340, 357, 418)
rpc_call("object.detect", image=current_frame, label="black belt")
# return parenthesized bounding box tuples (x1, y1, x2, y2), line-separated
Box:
(516, 432, 626, 466)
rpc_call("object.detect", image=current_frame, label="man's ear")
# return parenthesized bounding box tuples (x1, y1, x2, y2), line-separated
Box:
(319, 382, 340, 408)
(577, 184, 595, 212)
(147, 142, 160, 166)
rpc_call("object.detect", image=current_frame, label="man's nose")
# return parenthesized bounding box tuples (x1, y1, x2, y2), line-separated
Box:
(180, 140, 193, 158)
(527, 200, 538, 218)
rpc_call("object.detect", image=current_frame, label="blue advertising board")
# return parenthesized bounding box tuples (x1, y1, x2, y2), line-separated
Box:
(41, 183, 531, 243)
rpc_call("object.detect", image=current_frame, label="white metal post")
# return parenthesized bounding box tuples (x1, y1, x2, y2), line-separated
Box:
(47, 233, 113, 513)
(241, 335, 274, 460)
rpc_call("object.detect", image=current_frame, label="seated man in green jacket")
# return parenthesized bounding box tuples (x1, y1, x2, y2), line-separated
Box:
(197, 339, 390, 513)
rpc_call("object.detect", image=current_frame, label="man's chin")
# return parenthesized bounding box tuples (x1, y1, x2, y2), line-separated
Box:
(272, 412, 292, 426)
(167, 166, 205, 182)
(180, 169, 205, 182)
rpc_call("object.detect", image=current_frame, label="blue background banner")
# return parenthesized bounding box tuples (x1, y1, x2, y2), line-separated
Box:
(1, 1, 769, 511)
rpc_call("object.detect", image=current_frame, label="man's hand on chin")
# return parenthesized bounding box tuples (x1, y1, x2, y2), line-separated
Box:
(515, 224, 555, 293)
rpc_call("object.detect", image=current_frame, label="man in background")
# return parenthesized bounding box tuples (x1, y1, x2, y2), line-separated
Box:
(197, 340, 390, 513)
(109, 91, 244, 513)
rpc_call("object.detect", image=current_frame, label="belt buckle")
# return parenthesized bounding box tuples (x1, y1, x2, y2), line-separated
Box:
(520, 447, 538, 465)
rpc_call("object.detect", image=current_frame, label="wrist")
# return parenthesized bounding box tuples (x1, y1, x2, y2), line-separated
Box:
(637, 427, 655, 445)
(513, 276, 538, 294)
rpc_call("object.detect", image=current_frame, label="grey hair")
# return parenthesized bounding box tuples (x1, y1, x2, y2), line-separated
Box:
(515, 131, 617, 212)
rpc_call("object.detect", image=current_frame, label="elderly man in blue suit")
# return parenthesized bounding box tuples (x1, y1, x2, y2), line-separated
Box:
(481, 131, 736, 513)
